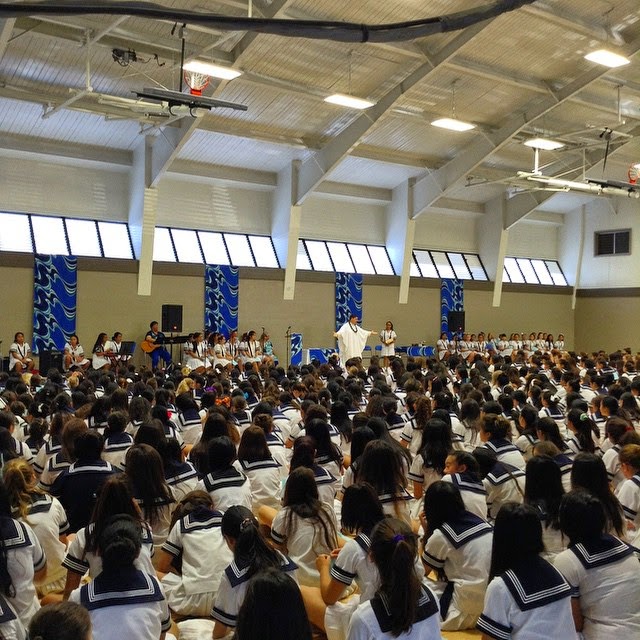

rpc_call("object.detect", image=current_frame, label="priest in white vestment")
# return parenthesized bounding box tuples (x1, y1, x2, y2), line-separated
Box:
(334, 314, 374, 361)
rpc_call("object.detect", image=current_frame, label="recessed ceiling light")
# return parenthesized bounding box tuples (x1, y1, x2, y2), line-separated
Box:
(431, 117, 476, 132)
(584, 49, 630, 68)
(183, 60, 242, 80)
(324, 94, 375, 110)
(523, 137, 565, 151)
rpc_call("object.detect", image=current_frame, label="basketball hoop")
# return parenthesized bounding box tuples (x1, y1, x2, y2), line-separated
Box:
(628, 162, 640, 185)
(184, 70, 210, 96)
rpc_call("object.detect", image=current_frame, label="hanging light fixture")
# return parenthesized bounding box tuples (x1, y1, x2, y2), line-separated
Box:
(431, 79, 475, 132)
(324, 51, 375, 110)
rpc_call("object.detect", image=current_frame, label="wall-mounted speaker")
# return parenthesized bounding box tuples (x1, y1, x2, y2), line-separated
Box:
(447, 310, 465, 333)
(161, 304, 183, 333)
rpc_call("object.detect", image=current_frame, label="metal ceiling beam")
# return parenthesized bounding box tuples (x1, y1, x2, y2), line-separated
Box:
(294, 20, 493, 206)
(411, 36, 640, 218)
(0, 18, 15, 65)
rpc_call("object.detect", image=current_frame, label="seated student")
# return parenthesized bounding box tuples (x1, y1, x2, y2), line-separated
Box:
(421, 481, 492, 631)
(68, 515, 171, 640)
(534, 440, 573, 492)
(90, 333, 111, 371)
(29, 602, 91, 640)
(479, 413, 526, 470)
(0, 480, 46, 627)
(63, 334, 90, 372)
(8, 332, 34, 374)
(553, 491, 640, 638)
(49, 430, 118, 533)
(474, 447, 525, 522)
(270, 467, 339, 587)
(348, 517, 442, 640)
(300, 483, 386, 632)
(442, 451, 488, 520)
(163, 438, 199, 502)
(101, 411, 133, 469)
(173, 393, 203, 446)
(157, 491, 232, 617)
(235, 568, 311, 640)
(602, 417, 631, 489)
(61, 476, 154, 601)
(513, 403, 539, 460)
(290, 437, 338, 505)
(477, 503, 576, 640)
(565, 409, 599, 456)
(616, 444, 640, 546)
(408, 418, 451, 501)
(211, 506, 298, 639)
(195, 436, 252, 513)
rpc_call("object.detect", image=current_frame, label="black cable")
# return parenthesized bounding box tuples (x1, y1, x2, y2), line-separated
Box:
(0, 1, 539, 43)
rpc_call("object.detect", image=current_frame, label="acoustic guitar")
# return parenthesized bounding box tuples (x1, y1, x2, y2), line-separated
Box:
(140, 341, 162, 354)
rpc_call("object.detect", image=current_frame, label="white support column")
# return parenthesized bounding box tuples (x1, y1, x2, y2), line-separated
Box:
(129, 137, 158, 296)
(271, 161, 300, 300)
(478, 194, 509, 307)
(386, 179, 415, 304)
(492, 229, 509, 308)
(571, 205, 587, 310)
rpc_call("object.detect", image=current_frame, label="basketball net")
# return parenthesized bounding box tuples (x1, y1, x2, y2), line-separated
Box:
(184, 70, 210, 96)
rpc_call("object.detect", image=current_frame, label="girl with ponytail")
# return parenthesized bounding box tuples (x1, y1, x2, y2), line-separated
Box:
(68, 514, 171, 640)
(211, 505, 297, 639)
(347, 517, 441, 639)
(566, 409, 598, 455)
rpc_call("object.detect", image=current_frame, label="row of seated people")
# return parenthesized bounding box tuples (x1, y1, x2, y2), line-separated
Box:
(0, 347, 638, 639)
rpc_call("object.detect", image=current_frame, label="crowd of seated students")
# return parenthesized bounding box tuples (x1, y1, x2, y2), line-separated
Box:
(0, 341, 639, 639)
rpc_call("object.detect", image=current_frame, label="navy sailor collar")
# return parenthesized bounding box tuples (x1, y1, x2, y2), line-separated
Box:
(569, 534, 634, 569)
(370, 586, 438, 633)
(81, 568, 163, 610)
(448, 472, 486, 495)
(485, 439, 519, 454)
(501, 556, 570, 611)
(440, 511, 492, 549)
(225, 551, 297, 588)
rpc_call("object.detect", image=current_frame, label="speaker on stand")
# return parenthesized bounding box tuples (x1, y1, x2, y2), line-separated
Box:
(161, 305, 183, 333)
(39, 350, 63, 373)
(447, 311, 465, 336)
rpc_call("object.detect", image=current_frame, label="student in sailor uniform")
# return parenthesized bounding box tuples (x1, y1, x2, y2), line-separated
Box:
(29, 601, 91, 640)
(0, 482, 46, 627)
(100, 411, 133, 469)
(3, 459, 69, 594)
(382, 396, 406, 443)
(125, 396, 151, 437)
(290, 437, 339, 506)
(553, 490, 640, 638)
(49, 430, 118, 533)
(185, 333, 211, 373)
(479, 414, 526, 471)
(409, 418, 451, 501)
(212, 506, 298, 638)
(357, 440, 413, 525)
(513, 404, 539, 461)
(151, 405, 186, 453)
(347, 517, 442, 640)
(69, 515, 171, 640)
(24, 419, 47, 458)
(37, 417, 86, 492)
(306, 419, 344, 482)
(437, 332, 451, 362)
(125, 444, 175, 547)
(473, 448, 525, 522)
(61, 476, 155, 600)
(0, 412, 35, 468)
(523, 456, 567, 560)
(601, 417, 632, 489)
(252, 413, 290, 480)
(442, 451, 488, 520)
(235, 568, 312, 640)
(230, 394, 252, 435)
(195, 436, 252, 513)
(421, 481, 492, 631)
(329, 399, 354, 458)
(538, 391, 566, 437)
(162, 439, 198, 502)
(616, 444, 640, 546)
(533, 439, 574, 492)
(270, 468, 339, 588)
(173, 393, 203, 446)
(156, 491, 232, 617)
(477, 503, 576, 640)
(237, 426, 282, 513)
(299, 483, 385, 638)
(379, 321, 397, 369)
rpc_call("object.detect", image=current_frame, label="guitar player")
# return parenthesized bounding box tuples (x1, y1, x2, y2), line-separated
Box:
(143, 321, 173, 371)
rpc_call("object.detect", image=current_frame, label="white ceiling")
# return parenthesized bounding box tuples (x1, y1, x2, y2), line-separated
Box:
(1, 0, 639, 217)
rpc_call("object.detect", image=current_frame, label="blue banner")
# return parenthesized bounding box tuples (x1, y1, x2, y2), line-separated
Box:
(205, 265, 239, 337)
(441, 278, 464, 337)
(335, 273, 363, 331)
(290, 332, 303, 366)
(33, 255, 77, 354)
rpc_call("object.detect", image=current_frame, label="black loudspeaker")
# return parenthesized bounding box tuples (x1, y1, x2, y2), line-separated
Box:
(162, 304, 183, 333)
(39, 350, 63, 373)
(448, 311, 465, 333)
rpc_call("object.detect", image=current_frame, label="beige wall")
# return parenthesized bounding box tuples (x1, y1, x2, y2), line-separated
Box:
(0, 258, 609, 368)
(574, 294, 640, 353)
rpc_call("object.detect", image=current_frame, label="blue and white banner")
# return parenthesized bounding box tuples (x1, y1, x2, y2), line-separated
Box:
(33, 255, 77, 354)
(290, 332, 303, 366)
(205, 265, 239, 337)
(441, 278, 464, 337)
(335, 273, 363, 331)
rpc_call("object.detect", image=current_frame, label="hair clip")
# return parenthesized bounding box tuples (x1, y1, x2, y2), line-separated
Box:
(240, 517, 254, 532)
(580, 413, 589, 421)
(392, 534, 405, 543)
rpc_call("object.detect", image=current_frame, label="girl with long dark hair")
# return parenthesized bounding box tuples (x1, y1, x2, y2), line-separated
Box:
(408, 418, 452, 500)
(566, 408, 599, 455)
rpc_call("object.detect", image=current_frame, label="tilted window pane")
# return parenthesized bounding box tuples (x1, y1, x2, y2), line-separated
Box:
(464, 254, 487, 281)
(504, 257, 524, 283)
(66, 219, 101, 257)
(171, 229, 202, 263)
(249, 235, 279, 268)
(32, 216, 67, 254)
(153, 228, 176, 262)
(0, 213, 32, 253)
(545, 260, 567, 286)
(306, 240, 333, 271)
(516, 258, 539, 284)
(346, 244, 375, 274)
(413, 250, 438, 278)
(97, 222, 133, 259)
(448, 252, 471, 280)
(531, 259, 553, 285)
(198, 231, 230, 265)
(327, 242, 355, 272)
(296, 240, 312, 270)
(368, 245, 395, 275)
(431, 251, 455, 279)
(224, 234, 255, 266)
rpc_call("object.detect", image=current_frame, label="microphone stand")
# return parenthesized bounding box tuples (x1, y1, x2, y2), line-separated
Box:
(285, 326, 292, 368)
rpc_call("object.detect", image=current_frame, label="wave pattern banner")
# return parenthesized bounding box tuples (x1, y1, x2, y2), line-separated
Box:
(335, 273, 363, 331)
(290, 332, 303, 366)
(441, 278, 464, 336)
(33, 255, 77, 354)
(205, 265, 239, 337)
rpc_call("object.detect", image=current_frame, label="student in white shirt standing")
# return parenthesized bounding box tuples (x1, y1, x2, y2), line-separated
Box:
(379, 321, 397, 369)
